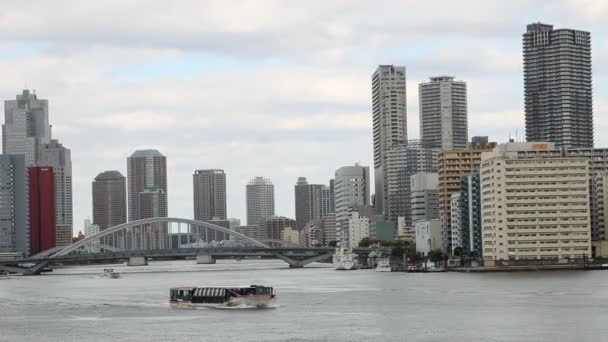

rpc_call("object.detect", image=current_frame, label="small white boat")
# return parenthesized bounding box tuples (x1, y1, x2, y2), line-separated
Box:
(375, 259, 391, 272)
(170, 285, 275, 309)
(334, 248, 358, 270)
(101, 268, 120, 279)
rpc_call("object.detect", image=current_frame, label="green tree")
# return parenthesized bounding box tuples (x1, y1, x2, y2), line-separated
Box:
(328, 240, 338, 247)
(358, 237, 373, 247)
(391, 246, 405, 257)
(429, 249, 444, 264)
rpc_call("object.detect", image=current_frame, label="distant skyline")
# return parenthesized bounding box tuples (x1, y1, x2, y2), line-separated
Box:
(0, 2, 607, 234)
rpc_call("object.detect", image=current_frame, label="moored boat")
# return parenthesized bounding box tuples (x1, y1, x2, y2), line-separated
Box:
(101, 268, 120, 279)
(375, 259, 391, 272)
(170, 285, 275, 308)
(334, 248, 358, 270)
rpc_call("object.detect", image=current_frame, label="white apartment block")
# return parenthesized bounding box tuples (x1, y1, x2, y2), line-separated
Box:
(348, 211, 370, 249)
(480, 143, 592, 261)
(450, 193, 462, 254)
(415, 219, 442, 255)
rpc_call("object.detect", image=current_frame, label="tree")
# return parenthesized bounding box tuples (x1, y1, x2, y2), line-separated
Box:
(358, 237, 373, 247)
(429, 249, 444, 264)
(391, 246, 405, 257)
(453, 246, 463, 257)
(328, 240, 338, 247)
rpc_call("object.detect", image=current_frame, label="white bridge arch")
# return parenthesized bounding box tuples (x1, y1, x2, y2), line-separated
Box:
(54, 217, 269, 257)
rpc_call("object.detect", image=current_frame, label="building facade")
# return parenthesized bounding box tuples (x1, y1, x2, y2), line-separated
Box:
(92, 170, 127, 230)
(294, 177, 331, 230)
(415, 219, 442, 255)
(419, 76, 468, 150)
(480, 143, 591, 261)
(372, 65, 407, 216)
(127, 149, 167, 222)
(138, 187, 168, 219)
(40, 139, 72, 246)
(348, 211, 370, 249)
(28, 166, 55, 254)
(266, 216, 296, 241)
(386, 141, 439, 226)
(410, 172, 439, 224)
(450, 193, 462, 255)
(438, 139, 496, 252)
(0, 155, 28, 255)
(334, 164, 370, 246)
(460, 172, 482, 258)
(523, 23, 593, 148)
(246, 176, 275, 226)
(193, 169, 227, 222)
(2, 90, 51, 166)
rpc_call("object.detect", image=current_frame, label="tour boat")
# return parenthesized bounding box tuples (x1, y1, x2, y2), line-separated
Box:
(101, 268, 120, 279)
(375, 259, 392, 272)
(170, 285, 275, 308)
(334, 248, 358, 270)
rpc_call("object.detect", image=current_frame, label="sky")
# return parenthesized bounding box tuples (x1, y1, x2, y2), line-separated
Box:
(0, 0, 607, 235)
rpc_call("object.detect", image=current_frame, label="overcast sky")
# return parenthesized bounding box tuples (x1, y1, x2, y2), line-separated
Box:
(1, 0, 607, 234)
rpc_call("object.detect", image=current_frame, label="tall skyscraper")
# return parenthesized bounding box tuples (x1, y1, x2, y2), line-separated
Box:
(138, 187, 168, 219)
(523, 22, 593, 148)
(372, 65, 407, 216)
(92, 170, 127, 230)
(294, 177, 332, 230)
(28, 166, 55, 254)
(193, 169, 227, 221)
(0, 155, 28, 255)
(40, 139, 72, 246)
(246, 177, 275, 226)
(419, 76, 468, 150)
(386, 141, 439, 226)
(2, 90, 52, 166)
(127, 149, 167, 221)
(334, 164, 370, 246)
(266, 216, 296, 241)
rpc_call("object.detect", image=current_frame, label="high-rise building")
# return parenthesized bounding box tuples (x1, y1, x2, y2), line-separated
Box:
(419, 76, 468, 150)
(438, 139, 496, 252)
(294, 177, 332, 230)
(410, 172, 439, 224)
(415, 219, 442, 255)
(2, 90, 52, 166)
(334, 164, 370, 246)
(40, 139, 72, 246)
(372, 65, 407, 216)
(127, 149, 167, 221)
(480, 142, 591, 261)
(348, 211, 370, 249)
(205, 218, 230, 242)
(266, 216, 296, 241)
(523, 23, 593, 148)
(237, 225, 266, 241)
(193, 169, 227, 222)
(460, 172, 482, 258)
(450, 193, 462, 255)
(386, 141, 439, 226)
(246, 177, 275, 226)
(0, 155, 28, 255)
(28, 166, 55, 254)
(320, 213, 337, 246)
(92, 170, 127, 230)
(138, 187, 168, 219)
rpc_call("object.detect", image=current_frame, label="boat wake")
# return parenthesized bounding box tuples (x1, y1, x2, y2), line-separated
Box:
(208, 303, 280, 310)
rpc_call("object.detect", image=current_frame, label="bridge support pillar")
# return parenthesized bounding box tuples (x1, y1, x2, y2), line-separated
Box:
(127, 256, 148, 266)
(196, 255, 216, 264)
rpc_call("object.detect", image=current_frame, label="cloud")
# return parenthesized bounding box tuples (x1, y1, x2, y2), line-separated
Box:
(0, 1, 606, 235)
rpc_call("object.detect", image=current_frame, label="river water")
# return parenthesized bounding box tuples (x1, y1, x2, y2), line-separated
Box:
(1, 260, 607, 342)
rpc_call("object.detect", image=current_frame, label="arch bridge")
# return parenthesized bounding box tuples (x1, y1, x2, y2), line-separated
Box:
(0, 217, 334, 275)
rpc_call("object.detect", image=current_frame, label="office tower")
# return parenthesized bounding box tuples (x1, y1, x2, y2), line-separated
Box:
(2, 90, 52, 166)
(386, 141, 439, 226)
(438, 139, 496, 252)
(138, 187, 168, 219)
(204, 218, 230, 242)
(410, 172, 439, 224)
(419, 76, 468, 150)
(92, 170, 127, 230)
(40, 139, 72, 246)
(294, 177, 332, 230)
(372, 65, 407, 216)
(193, 169, 227, 222)
(28, 166, 55, 254)
(320, 213, 337, 246)
(334, 164, 370, 246)
(266, 216, 296, 241)
(480, 142, 591, 261)
(523, 23, 593, 148)
(246, 177, 275, 226)
(127, 149, 167, 221)
(460, 172, 482, 258)
(0, 155, 28, 255)
(320, 183, 333, 217)
(237, 225, 266, 241)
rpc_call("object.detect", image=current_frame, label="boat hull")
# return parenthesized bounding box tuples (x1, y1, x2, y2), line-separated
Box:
(170, 295, 274, 309)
